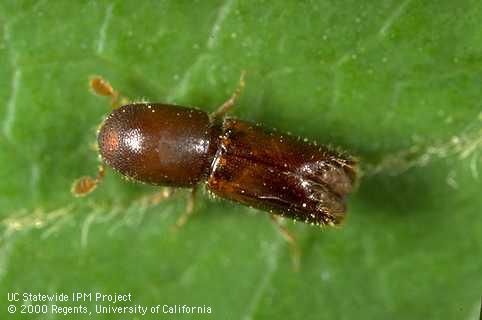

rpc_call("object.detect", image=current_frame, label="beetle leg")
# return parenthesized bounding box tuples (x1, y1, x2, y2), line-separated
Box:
(71, 164, 106, 197)
(172, 187, 198, 229)
(210, 70, 246, 121)
(270, 214, 301, 271)
(139, 187, 175, 207)
(89, 75, 129, 108)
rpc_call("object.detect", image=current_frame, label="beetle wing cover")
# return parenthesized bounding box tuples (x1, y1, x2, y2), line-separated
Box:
(207, 119, 356, 225)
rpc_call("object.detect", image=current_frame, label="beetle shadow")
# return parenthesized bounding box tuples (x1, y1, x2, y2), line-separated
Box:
(122, 74, 441, 220)
(124, 75, 166, 103)
(245, 93, 440, 218)
(353, 167, 438, 218)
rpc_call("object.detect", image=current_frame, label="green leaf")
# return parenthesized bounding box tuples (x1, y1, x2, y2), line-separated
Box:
(1, 1, 481, 319)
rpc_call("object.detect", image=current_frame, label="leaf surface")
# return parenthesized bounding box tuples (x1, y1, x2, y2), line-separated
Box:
(1, 1, 481, 319)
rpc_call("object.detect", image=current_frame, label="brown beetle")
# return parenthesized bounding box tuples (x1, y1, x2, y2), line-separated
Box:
(72, 74, 357, 264)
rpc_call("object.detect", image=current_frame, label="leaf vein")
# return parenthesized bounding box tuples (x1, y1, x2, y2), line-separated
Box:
(96, 4, 114, 54)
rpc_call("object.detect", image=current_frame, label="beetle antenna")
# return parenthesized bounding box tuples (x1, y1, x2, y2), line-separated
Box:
(71, 164, 105, 197)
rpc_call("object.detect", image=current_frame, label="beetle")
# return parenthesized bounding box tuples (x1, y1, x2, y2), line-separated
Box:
(72, 73, 357, 265)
